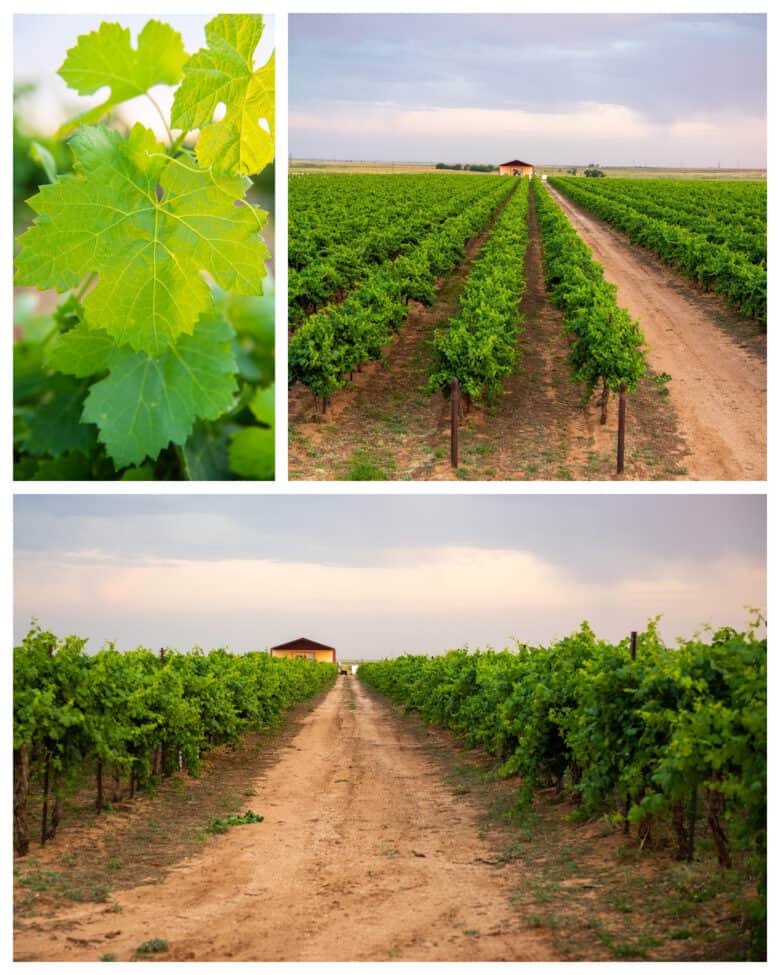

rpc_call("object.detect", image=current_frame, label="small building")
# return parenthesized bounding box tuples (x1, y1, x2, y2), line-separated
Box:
(498, 159, 534, 177)
(270, 637, 337, 664)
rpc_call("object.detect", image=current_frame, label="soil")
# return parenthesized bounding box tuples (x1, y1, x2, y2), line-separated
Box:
(14, 679, 756, 962)
(288, 191, 691, 481)
(545, 183, 766, 480)
(14, 679, 556, 963)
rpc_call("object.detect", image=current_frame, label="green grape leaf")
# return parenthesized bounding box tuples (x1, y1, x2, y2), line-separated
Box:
(31, 452, 96, 481)
(228, 426, 274, 480)
(248, 384, 274, 424)
(171, 15, 274, 175)
(15, 124, 268, 356)
(181, 422, 235, 480)
(22, 377, 97, 457)
(82, 313, 238, 467)
(57, 20, 187, 136)
(46, 324, 113, 378)
(120, 464, 156, 481)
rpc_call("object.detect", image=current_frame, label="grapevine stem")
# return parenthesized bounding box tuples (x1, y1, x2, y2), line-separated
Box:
(145, 92, 174, 146)
(76, 272, 97, 302)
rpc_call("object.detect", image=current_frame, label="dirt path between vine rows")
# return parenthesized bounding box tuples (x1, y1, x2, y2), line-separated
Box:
(14, 679, 556, 963)
(545, 184, 766, 481)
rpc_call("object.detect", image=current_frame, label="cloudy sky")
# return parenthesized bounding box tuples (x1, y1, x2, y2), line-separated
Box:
(289, 14, 766, 167)
(14, 495, 765, 659)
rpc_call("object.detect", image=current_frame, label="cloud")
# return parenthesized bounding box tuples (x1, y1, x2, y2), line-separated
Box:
(290, 100, 766, 166)
(15, 546, 766, 656)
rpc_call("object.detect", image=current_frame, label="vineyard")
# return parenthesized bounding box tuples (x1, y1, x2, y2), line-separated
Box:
(359, 619, 766, 956)
(288, 169, 765, 480)
(12, 625, 336, 856)
(548, 178, 767, 324)
(13, 15, 275, 480)
(289, 173, 515, 403)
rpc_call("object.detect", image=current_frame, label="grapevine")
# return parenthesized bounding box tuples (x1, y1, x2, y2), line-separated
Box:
(13, 15, 275, 480)
(359, 618, 766, 953)
(13, 624, 336, 855)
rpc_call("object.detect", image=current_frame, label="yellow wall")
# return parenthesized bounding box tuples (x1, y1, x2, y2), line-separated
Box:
(499, 164, 533, 177)
(271, 648, 335, 663)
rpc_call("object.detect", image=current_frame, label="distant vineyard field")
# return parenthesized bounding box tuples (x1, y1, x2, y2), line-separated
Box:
(288, 173, 514, 401)
(548, 178, 766, 324)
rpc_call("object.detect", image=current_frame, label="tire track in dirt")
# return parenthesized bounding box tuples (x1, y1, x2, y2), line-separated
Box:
(14, 679, 556, 962)
(546, 183, 766, 480)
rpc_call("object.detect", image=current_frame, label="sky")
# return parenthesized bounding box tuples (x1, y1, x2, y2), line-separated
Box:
(289, 13, 766, 168)
(14, 14, 275, 142)
(14, 495, 766, 659)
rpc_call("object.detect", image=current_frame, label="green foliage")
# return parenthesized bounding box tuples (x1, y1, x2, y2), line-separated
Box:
(81, 314, 238, 467)
(549, 177, 766, 323)
(533, 178, 646, 400)
(135, 940, 169, 955)
(13, 15, 274, 480)
(14, 625, 337, 824)
(359, 619, 766, 946)
(172, 15, 274, 176)
(288, 173, 514, 399)
(228, 426, 274, 479)
(206, 810, 264, 834)
(429, 178, 529, 401)
(57, 20, 187, 135)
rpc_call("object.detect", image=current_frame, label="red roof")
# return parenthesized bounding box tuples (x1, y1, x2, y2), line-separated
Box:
(270, 637, 336, 652)
(499, 159, 533, 167)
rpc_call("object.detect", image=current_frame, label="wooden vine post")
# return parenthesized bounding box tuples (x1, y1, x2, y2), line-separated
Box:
(450, 378, 460, 468)
(616, 382, 627, 475)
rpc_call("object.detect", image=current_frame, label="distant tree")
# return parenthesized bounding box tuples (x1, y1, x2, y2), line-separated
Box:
(434, 162, 497, 173)
(584, 167, 606, 178)
(567, 167, 578, 175)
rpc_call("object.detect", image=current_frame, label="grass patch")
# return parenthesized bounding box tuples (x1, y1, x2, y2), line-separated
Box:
(205, 810, 264, 835)
(135, 939, 169, 955)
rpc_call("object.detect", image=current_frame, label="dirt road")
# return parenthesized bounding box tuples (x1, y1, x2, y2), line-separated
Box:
(546, 184, 766, 480)
(14, 679, 554, 962)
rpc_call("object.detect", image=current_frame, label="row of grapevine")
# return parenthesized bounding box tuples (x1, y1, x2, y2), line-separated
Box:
(533, 179, 646, 421)
(428, 178, 530, 402)
(289, 178, 516, 403)
(13, 625, 336, 856)
(358, 620, 766, 954)
(289, 174, 506, 323)
(548, 178, 766, 266)
(548, 177, 766, 324)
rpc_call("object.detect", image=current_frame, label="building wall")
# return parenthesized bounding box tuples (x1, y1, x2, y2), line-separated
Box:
(499, 164, 534, 177)
(271, 648, 335, 663)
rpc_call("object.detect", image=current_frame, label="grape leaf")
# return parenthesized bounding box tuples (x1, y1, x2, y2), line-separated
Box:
(31, 452, 96, 481)
(15, 124, 268, 356)
(57, 20, 187, 136)
(248, 385, 274, 424)
(171, 15, 274, 175)
(22, 377, 97, 457)
(46, 324, 113, 378)
(228, 426, 274, 480)
(181, 422, 235, 480)
(82, 313, 237, 467)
